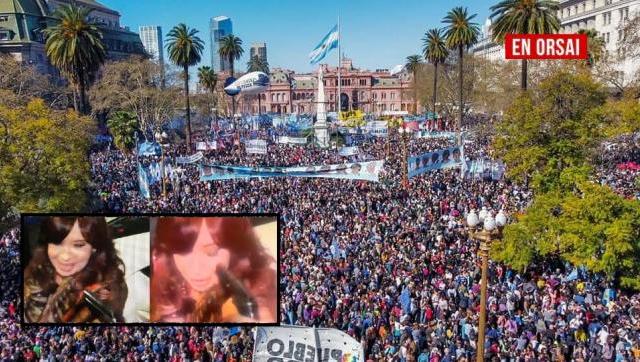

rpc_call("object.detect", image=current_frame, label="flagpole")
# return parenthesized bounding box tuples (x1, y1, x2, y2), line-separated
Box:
(337, 15, 341, 115)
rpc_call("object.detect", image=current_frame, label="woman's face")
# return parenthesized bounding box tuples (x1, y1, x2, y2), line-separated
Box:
(173, 219, 231, 292)
(47, 220, 92, 278)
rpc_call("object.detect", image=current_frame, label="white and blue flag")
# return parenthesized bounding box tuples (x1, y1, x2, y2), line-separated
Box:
(309, 25, 339, 64)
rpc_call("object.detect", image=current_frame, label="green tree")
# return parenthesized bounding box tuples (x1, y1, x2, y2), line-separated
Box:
(404, 55, 423, 114)
(166, 23, 204, 149)
(197, 65, 219, 119)
(0, 99, 94, 214)
(492, 172, 640, 290)
(44, 4, 106, 114)
(493, 71, 606, 191)
(89, 57, 179, 134)
(490, 0, 560, 90)
(422, 28, 449, 118)
(218, 35, 244, 118)
(577, 29, 605, 67)
(107, 111, 138, 153)
(247, 55, 270, 74)
(442, 7, 480, 144)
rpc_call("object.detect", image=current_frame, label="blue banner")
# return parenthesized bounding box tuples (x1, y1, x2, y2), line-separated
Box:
(407, 146, 464, 178)
(138, 163, 151, 199)
(137, 141, 161, 157)
(199, 160, 385, 182)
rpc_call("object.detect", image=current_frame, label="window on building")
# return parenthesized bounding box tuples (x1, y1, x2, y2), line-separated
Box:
(0, 16, 9, 21)
(0, 31, 10, 41)
(620, 7, 629, 21)
(390, 92, 395, 100)
(605, 0, 612, 4)
(603, 12, 611, 25)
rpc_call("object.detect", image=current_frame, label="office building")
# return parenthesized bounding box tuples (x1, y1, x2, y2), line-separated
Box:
(210, 15, 232, 73)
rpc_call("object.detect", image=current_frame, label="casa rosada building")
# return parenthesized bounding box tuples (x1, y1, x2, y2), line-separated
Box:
(221, 58, 417, 115)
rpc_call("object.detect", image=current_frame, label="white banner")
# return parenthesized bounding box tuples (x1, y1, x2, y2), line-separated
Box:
(366, 121, 388, 138)
(176, 151, 204, 164)
(254, 326, 364, 362)
(246, 139, 268, 155)
(338, 146, 359, 156)
(277, 136, 308, 145)
(196, 140, 217, 151)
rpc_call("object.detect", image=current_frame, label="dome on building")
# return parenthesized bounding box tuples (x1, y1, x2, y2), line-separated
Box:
(0, 0, 48, 17)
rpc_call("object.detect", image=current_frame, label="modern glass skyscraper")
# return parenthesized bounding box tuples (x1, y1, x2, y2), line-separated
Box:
(250, 42, 267, 63)
(210, 16, 232, 73)
(139, 25, 163, 63)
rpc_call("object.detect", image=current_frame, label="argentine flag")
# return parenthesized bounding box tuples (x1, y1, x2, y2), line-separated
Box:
(309, 25, 339, 64)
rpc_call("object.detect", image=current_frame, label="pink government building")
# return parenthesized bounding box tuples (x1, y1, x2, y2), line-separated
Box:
(218, 58, 418, 115)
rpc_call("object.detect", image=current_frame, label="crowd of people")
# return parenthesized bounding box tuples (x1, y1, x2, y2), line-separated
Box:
(1, 119, 639, 360)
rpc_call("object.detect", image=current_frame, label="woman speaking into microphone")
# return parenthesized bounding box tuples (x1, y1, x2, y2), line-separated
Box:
(23, 216, 127, 323)
(150, 217, 277, 323)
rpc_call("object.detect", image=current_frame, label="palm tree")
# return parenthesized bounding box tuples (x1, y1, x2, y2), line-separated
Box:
(490, 0, 560, 90)
(247, 55, 270, 74)
(577, 29, 605, 67)
(442, 7, 480, 144)
(107, 111, 138, 153)
(423, 28, 449, 121)
(44, 4, 105, 114)
(218, 35, 244, 118)
(166, 23, 204, 149)
(404, 55, 423, 114)
(198, 65, 218, 121)
(246, 55, 270, 115)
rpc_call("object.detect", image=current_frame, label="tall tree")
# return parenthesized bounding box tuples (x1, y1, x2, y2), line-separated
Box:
(198, 65, 218, 119)
(442, 7, 480, 144)
(166, 23, 204, 149)
(577, 29, 605, 67)
(43, 4, 106, 114)
(218, 35, 244, 118)
(247, 55, 270, 74)
(490, 0, 560, 90)
(107, 111, 138, 153)
(404, 55, 423, 114)
(422, 28, 449, 119)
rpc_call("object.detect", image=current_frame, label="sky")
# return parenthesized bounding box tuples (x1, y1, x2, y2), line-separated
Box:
(102, 0, 495, 74)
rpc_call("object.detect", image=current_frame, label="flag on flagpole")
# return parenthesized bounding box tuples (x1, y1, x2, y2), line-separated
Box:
(309, 25, 339, 64)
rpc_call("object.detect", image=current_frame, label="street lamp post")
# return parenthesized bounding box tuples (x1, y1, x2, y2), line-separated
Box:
(398, 126, 412, 188)
(155, 131, 168, 199)
(466, 208, 507, 362)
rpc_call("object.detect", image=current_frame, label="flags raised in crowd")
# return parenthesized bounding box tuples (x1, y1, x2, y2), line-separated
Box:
(309, 25, 339, 64)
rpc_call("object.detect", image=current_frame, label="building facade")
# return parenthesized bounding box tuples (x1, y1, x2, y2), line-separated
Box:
(209, 15, 232, 73)
(250, 42, 267, 62)
(473, 0, 640, 82)
(0, 0, 145, 73)
(557, 0, 640, 83)
(139, 25, 163, 63)
(232, 58, 415, 115)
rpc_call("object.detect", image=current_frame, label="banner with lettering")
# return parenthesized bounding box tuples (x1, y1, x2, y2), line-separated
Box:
(366, 121, 388, 138)
(407, 146, 464, 178)
(246, 139, 268, 154)
(338, 146, 359, 156)
(176, 152, 204, 164)
(199, 160, 384, 182)
(196, 140, 217, 151)
(254, 326, 364, 362)
(415, 131, 456, 139)
(463, 159, 506, 180)
(277, 136, 308, 145)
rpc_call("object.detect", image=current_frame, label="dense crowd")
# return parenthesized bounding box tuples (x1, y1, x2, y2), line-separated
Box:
(2, 121, 640, 361)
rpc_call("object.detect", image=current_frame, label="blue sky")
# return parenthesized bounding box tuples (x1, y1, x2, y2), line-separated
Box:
(102, 0, 495, 73)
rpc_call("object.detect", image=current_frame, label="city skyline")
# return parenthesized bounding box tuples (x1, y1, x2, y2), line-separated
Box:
(102, 0, 496, 73)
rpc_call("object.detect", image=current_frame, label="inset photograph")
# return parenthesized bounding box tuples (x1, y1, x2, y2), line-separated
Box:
(22, 215, 149, 324)
(150, 216, 278, 324)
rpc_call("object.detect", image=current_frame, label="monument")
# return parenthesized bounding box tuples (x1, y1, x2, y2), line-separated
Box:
(314, 67, 330, 148)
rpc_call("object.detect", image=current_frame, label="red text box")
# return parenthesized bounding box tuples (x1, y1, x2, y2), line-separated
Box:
(505, 34, 588, 60)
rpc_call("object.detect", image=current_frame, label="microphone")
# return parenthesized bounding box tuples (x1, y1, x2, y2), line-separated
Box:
(217, 268, 259, 320)
(83, 290, 117, 323)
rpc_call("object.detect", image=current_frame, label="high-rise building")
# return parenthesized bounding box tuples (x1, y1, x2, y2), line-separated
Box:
(250, 42, 267, 62)
(0, 0, 145, 74)
(139, 25, 163, 63)
(210, 16, 232, 73)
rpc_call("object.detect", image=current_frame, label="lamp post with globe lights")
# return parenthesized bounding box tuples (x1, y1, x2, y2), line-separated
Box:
(397, 125, 413, 188)
(154, 131, 169, 198)
(466, 207, 507, 362)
